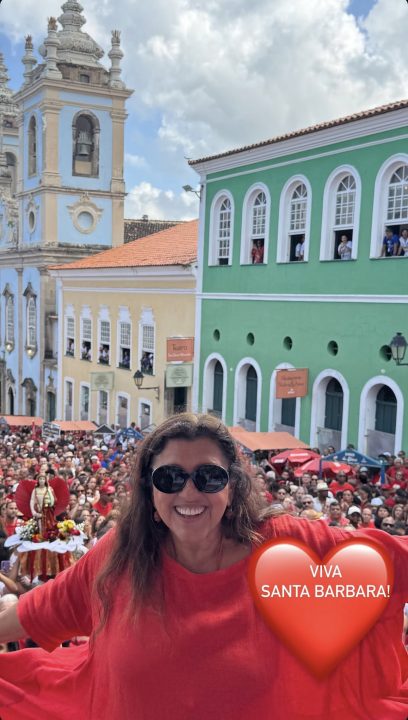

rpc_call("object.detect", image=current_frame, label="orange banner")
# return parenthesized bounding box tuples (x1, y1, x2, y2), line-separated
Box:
(167, 337, 194, 363)
(276, 368, 308, 399)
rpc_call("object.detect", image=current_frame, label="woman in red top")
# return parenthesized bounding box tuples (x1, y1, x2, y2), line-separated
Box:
(0, 413, 407, 719)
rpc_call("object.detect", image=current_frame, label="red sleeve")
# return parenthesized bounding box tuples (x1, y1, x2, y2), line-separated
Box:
(17, 531, 115, 652)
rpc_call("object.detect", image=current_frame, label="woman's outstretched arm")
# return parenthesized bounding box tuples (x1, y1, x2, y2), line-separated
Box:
(0, 602, 26, 643)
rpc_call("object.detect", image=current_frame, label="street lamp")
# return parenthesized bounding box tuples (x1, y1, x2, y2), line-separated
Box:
(133, 370, 160, 400)
(182, 184, 202, 200)
(389, 332, 408, 366)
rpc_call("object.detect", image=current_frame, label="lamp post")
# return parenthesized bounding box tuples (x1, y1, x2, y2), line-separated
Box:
(133, 370, 160, 400)
(389, 332, 408, 366)
(182, 184, 202, 200)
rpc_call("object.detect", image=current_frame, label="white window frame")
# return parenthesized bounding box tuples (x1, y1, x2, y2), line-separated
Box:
(309, 369, 349, 450)
(65, 315, 75, 356)
(208, 190, 234, 266)
(5, 295, 14, 345)
(277, 175, 312, 263)
(358, 376, 403, 453)
(139, 323, 155, 375)
(98, 319, 111, 365)
(26, 297, 37, 348)
(79, 382, 91, 421)
(320, 165, 361, 261)
(118, 320, 132, 369)
(80, 313, 93, 361)
(202, 353, 228, 423)
(138, 397, 152, 431)
(370, 154, 408, 258)
(97, 389, 110, 426)
(64, 377, 74, 421)
(116, 392, 130, 428)
(240, 183, 270, 265)
(232, 357, 262, 431)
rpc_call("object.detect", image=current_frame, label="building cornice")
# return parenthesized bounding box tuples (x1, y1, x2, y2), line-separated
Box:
(14, 77, 133, 104)
(49, 264, 197, 281)
(200, 292, 408, 304)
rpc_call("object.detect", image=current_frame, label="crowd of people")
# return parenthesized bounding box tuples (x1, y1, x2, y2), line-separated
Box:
(0, 414, 406, 718)
(254, 452, 408, 535)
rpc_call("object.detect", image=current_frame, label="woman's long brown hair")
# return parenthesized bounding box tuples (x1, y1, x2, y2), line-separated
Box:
(95, 413, 272, 625)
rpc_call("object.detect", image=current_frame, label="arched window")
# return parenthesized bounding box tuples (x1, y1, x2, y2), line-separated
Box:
(332, 175, 355, 259)
(28, 116, 37, 176)
(324, 379, 344, 431)
(245, 366, 258, 422)
(5, 295, 14, 348)
(375, 386, 397, 434)
(241, 185, 270, 264)
(387, 166, 408, 224)
(27, 297, 37, 349)
(217, 198, 232, 265)
(320, 167, 360, 261)
(209, 192, 234, 266)
(8, 387, 14, 416)
(5, 153, 16, 195)
(288, 183, 307, 261)
(277, 176, 311, 263)
(72, 112, 100, 177)
(212, 361, 224, 417)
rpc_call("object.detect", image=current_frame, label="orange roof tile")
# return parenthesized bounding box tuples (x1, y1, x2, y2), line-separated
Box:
(190, 98, 408, 165)
(49, 219, 198, 271)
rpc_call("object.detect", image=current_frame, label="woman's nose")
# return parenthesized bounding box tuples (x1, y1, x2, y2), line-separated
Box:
(178, 477, 201, 498)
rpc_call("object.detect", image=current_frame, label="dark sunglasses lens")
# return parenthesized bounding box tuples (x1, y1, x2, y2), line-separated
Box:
(193, 465, 229, 493)
(152, 466, 187, 494)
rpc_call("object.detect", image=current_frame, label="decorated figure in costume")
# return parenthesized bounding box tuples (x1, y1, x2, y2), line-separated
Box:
(29, 475, 56, 538)
(5, 475, 84, 581)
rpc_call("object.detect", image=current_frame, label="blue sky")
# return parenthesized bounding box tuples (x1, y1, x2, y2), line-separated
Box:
(1, 0, 407, 220)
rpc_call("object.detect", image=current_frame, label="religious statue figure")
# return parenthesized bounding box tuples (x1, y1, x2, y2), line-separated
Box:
(29, 475, 56, 537)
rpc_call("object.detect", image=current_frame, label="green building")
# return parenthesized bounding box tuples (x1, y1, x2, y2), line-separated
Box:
(190, 99, 408, 454)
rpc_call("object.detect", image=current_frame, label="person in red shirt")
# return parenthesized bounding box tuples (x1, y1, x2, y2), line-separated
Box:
(2, 501, 20, 537)
(328, 471, 355, 496)
(91, 484, 115, 516)
(0, 414, 407, 720)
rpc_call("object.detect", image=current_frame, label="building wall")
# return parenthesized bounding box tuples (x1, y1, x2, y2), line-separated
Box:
(58, 276, 196, 428)
(197, 115, 408, 452)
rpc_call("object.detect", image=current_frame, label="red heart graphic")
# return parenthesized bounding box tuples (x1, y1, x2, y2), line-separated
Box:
(248, 539, 393, 678)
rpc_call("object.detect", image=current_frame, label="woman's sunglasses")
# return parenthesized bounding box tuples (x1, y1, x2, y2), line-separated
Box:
(151, 464, 229, 494)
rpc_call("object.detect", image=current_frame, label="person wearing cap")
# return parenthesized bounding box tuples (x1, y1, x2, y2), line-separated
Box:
(313, 481, 333, 513)
(91, 485, 115, 517)
(347, 505, 362, 530)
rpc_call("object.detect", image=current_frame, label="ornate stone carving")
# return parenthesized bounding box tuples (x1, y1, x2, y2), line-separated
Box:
(6, 369, 15, 385)
(67, 192, 103, 234)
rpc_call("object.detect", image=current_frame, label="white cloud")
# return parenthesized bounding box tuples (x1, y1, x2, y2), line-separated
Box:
(2, 0, 408, 217)
(124, 153, 147, 168)
(125, 181, 198, 220)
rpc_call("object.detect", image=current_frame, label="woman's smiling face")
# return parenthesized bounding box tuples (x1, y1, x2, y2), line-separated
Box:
(151, 437, 231, 546)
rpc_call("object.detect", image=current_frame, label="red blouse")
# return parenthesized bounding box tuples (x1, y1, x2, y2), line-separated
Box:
(0, 515, 407, 720)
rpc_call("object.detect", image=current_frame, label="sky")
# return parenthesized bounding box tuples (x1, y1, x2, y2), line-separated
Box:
(0, 0, 407, 221)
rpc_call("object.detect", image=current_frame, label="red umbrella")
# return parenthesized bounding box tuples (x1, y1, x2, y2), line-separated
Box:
(270, 449, 320, 467)
(294, 459, 352, 478)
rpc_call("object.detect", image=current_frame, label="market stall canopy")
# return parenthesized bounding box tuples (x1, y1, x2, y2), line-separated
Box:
(294, 459, 352, 478)
(54, 421, 97, 432)
(270, 449, 320, 466)
(324, 449, 384, 468)
(0, 416, 43, 427)
(228, 427, 309, 452)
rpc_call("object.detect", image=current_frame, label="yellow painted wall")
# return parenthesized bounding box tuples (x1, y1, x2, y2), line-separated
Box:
(60, 275, 196, 428)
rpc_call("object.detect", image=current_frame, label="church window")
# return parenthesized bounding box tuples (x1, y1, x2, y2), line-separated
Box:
(28, 116, 37, 176)
(73, 112, 100, 177)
